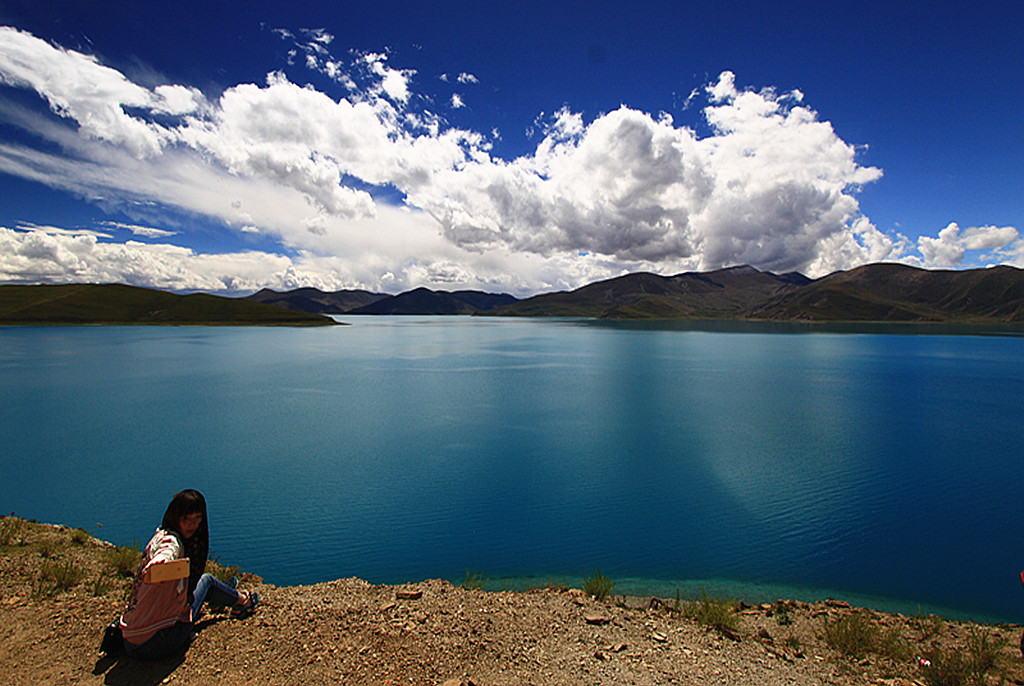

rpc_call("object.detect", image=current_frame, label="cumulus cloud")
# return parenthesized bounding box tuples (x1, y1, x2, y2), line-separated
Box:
(0, 27, 1019, 295)
(359, 52, 414, 105)
(0, 225, 320, 292)
(915, 222, 1020, 269)
(0, 218, 628, 296)
(407, 72, 887, 275)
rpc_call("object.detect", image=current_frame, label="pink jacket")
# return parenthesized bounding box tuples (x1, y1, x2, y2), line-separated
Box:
(119, 528, 191, 645)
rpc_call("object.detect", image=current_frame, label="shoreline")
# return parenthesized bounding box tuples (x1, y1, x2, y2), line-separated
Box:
(4, 516, 1024, 685)
(23, 516, 1024, 626)
(319, 573, 1018, 627)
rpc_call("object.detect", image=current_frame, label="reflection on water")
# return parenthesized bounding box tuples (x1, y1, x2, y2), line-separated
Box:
(1, 317, 1023, 622)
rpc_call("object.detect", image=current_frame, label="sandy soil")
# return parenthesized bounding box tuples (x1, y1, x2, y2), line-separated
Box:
(2, 516, 1022, 686)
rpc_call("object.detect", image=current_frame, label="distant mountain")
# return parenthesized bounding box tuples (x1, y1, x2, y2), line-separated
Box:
(246, 287, 387, 314)
(0, 284, 337, 325)
(13, 263, 1018, 326)
(487, 263, 1024, 322)
(748, 263, 1024, 322)
(350, 288, 519, 314)
(488, 266, 810, 318)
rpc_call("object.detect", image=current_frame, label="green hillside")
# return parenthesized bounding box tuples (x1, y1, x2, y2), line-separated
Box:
(486, 264, 1024, 322)
(0, 284, 338, 325)
(748, 264, 1024, 322)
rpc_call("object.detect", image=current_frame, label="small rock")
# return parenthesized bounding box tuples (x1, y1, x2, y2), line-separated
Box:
(397, 590, 423, 600)
(585, 614, 610, 625)
(651, 631, 668, 642)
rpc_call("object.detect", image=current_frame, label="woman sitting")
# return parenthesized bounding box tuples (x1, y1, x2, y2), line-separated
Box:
(119, 489, 258, 659)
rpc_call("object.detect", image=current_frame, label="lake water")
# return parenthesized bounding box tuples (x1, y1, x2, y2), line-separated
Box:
(2, 317, 1023, 623)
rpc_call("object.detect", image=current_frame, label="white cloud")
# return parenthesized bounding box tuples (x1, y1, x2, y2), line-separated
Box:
(100, 221, 178, 238)
(360, 52, 414, 105)
(407, 79, 886, 276)
(0, 225, 317, 291)
(301, 28, 334, 47)
(0, 218, 622, 297)
(706, 70, 738, 103)
(0, 26, 200, 157)
(451, 93, 464, 109)
(0, 27, 1018, 295)
(13, 222, 112, 239)
(915, 222, 1020, 269)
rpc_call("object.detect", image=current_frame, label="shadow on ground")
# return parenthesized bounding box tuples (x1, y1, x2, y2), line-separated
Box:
(92, 616, 227, 685)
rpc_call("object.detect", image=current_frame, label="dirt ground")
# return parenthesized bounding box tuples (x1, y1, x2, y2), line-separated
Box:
(2, 516, 1023, 686)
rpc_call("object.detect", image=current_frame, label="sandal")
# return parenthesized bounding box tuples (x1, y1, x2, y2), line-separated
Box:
(231, 591, 259, 619)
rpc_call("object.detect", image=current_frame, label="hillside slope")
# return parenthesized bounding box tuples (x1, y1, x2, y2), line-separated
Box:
(749, 264, 1024, 322)
(489, 266, 810, 318)
(350, 288, 518, 314)
(2, 516, 1021, 686)
(246, 287, 387, 314)
(0, 284, 337, 325)
(489, 263, 1024, 322)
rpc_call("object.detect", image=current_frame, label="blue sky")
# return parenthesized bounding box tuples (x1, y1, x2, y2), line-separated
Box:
(0, 0, 1020, 295)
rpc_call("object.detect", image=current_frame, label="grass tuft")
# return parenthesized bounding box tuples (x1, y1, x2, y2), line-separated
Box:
(822, 610, 915, 666)
(107, 541, 142, 577)
(90, 575, 116, 597)
(70, 528, 90, 545)
(823, 611, 879, 658)
(35, 559, 86, 597)
(686, 587, 740, 634)
(462, 570, 490, 590)
(917, 626, 1012, 686)
(582, 570, 615, 600)
(0, 515, 27, 546)
(208, 552, 242, 584)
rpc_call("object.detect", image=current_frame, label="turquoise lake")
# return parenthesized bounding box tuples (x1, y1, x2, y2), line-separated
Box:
(2, 317, 1023, 622)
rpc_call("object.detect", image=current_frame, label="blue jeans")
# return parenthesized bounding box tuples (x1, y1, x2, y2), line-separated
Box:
(124, 574, 239, 660)
(191, 573, 240, 620)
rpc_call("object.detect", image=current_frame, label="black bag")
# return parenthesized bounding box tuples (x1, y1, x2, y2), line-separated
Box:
(100, 620, 124, 655)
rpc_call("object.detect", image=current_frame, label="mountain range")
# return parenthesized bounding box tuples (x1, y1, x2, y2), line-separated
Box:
(0, 283, 337, 325)
(246, 263, 1024, 323)
(4, 263, 1021, 325)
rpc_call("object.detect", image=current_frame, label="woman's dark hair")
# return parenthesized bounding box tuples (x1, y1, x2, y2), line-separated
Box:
(161, 489, 209, 598)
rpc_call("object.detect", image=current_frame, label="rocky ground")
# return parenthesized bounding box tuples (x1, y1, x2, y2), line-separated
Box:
(2, 516, 1023, 686)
